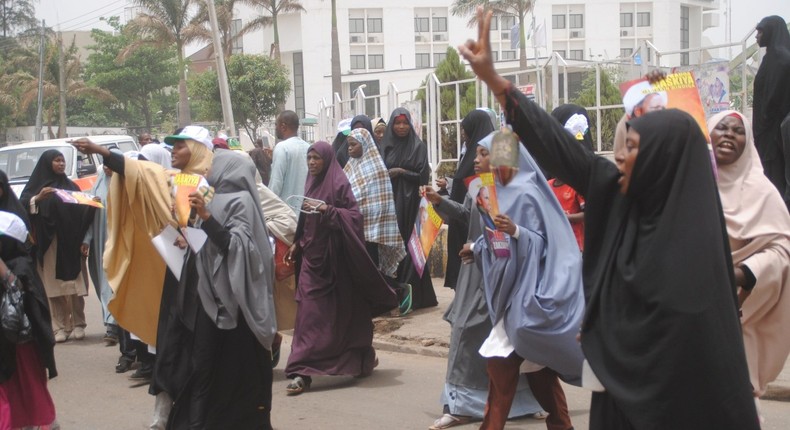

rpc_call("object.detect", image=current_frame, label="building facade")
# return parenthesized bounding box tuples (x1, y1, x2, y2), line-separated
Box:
(206, 0, 721, 124)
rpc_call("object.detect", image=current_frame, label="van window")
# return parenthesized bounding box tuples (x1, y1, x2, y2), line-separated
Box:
(100, 140, 138, 153)
(0, 146, 75, 180)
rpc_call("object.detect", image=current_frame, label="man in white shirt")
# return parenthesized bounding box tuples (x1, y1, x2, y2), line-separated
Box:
(269, 110, 310, 211)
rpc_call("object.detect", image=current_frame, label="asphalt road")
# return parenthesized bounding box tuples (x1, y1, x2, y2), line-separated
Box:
(46, 292, 790, 429)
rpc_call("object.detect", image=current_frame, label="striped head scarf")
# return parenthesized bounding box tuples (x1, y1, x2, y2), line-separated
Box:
(343, 128, 406, 277)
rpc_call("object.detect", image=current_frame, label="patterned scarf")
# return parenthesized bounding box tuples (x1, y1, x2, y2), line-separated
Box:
(344, 128, 406, 277)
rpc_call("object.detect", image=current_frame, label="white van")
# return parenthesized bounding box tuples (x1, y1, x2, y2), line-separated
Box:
(0, 135, 139, 197)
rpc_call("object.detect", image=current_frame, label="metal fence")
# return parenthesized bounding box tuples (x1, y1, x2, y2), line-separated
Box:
(318, 28, 761, 182)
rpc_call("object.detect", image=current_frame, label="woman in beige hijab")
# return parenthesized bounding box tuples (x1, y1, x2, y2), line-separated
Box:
(709, 110, 790, 420)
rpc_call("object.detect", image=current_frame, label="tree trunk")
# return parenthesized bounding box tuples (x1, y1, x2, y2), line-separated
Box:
(330, 0, 341, 98)
(142, 97, 152, 131)
(272, 7, 281, 63)
(273, 8, 285, 114)
(176, 42, 191, 126)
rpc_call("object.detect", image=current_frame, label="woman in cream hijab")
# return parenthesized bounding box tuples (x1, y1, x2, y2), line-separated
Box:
(709, 110, 790, 421)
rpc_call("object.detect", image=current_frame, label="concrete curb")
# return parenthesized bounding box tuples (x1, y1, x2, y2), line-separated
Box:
(372, 338, 448, 358)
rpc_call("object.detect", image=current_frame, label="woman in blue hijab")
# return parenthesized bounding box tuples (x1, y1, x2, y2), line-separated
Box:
(470, 132, 584, 430)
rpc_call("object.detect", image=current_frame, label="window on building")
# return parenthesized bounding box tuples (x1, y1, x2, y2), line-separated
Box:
(350, 55, 366, 69)
(230, 19, 243, 54)
(415, 17, 429, 32)
(569, 14, 583, 29)
(620, 13, 633, 28)
(367, 18, 382, 33)
(432, 17, 447, 32)
(552, 15, 565, 29)
(620, 48, 633, 58)
(349, 18, 364, 33)
(680, 6, 689, 65)
(637, 12, 651, 27)
(491, 51, 499, 62)
(368, 54, 384, 69)
(553, 50, 566, 58)
(568, 49, 583, 60)
(501, 50, 517, 60)
(434, 52, 447, 65)
(501, 15, 516, 30)
(416, 53, 431, 68)
(490, 16, 499, 30)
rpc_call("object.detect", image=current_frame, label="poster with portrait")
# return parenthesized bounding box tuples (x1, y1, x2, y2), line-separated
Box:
(54, 189, 104, 208)
(407, 197, 443, 278)
(465, 172, 510, 258)
(691, 61, 730, 117)
(170, 172, 210, 227)
(620, 71, 708, 142)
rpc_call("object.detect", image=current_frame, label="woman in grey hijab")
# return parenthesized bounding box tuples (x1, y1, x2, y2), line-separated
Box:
(171, 149, 277, 429)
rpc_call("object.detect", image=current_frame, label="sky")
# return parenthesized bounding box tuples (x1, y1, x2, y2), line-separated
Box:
(35, 0, 790, 48)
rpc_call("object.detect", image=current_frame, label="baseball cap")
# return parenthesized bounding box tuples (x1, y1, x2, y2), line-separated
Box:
(164, 125, 214, 150)
(336, 118, 352, 136)
(0, 212, 29, 244)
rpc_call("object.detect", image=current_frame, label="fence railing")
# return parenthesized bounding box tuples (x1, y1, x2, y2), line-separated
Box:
(318, 27, 761, 177)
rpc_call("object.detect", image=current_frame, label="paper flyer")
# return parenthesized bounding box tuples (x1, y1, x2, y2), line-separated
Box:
(465, 173, 510, 258)
(54, 189, 104, 208)
(489, 129, 520, 186)
(171, 173, 209, 227)
(151, 225, 187, 280)
(619, 71, 709, 142)
(407, 197, 443, 278)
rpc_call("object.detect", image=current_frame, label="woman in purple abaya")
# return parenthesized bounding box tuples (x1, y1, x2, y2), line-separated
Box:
(284, 142, 397, 395)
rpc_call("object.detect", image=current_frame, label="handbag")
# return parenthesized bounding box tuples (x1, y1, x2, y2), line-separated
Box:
(1, 273, 33, 343)
(274, 237, 295, 282)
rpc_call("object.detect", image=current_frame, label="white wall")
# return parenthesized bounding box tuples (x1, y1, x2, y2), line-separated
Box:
(219, 0, 721, 122)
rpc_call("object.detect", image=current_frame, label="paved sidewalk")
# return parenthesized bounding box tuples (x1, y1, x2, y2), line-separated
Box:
(373, 279, 790, 402)
(372, 279, 453, 357)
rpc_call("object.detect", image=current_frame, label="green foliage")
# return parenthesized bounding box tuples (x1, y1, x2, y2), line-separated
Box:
(573, 67, 625, 151)
(0, 0, 37, 38)
(190, 54, 291, 140)
(728, 66, 754, 113)
(82, 17, 179, 131)
(415, 47, 478, 177)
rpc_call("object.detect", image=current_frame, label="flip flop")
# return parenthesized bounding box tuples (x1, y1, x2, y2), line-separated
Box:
(286, 376, 311, 396)
(428, 414, 472, 430)
(399, 283, 413, 316)
(531, 411, 549, 420)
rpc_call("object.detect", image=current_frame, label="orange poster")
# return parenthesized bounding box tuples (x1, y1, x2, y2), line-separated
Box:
(407, 197, 443, 278)
(171, 173, 209, 227)
(620, 71, 708, 142)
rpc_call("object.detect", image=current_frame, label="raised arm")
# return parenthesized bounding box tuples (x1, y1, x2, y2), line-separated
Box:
(458, 6, 596, 194)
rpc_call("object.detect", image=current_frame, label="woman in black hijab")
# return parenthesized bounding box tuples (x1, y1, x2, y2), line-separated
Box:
(19, 149, 94, 343)
(0, 169, 57, 428)
(381, 108, 437, 309)
(753, 15, 790, 207)
(444, 109, 495, 290)
(460, 9, 759, 429)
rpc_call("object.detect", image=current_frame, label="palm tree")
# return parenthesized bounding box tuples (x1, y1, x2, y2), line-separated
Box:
(126, 0, 197, 126)
(248, 0, 305, 62)
(190, 0, 265, 61)
(1, 38, 114, 137)
(451, 0, 535, 71)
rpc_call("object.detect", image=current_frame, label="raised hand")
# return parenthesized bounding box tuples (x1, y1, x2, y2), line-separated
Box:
(458, 6, 510, 99)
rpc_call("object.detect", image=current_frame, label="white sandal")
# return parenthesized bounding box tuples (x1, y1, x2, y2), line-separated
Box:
(428, 413, 472, 429)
